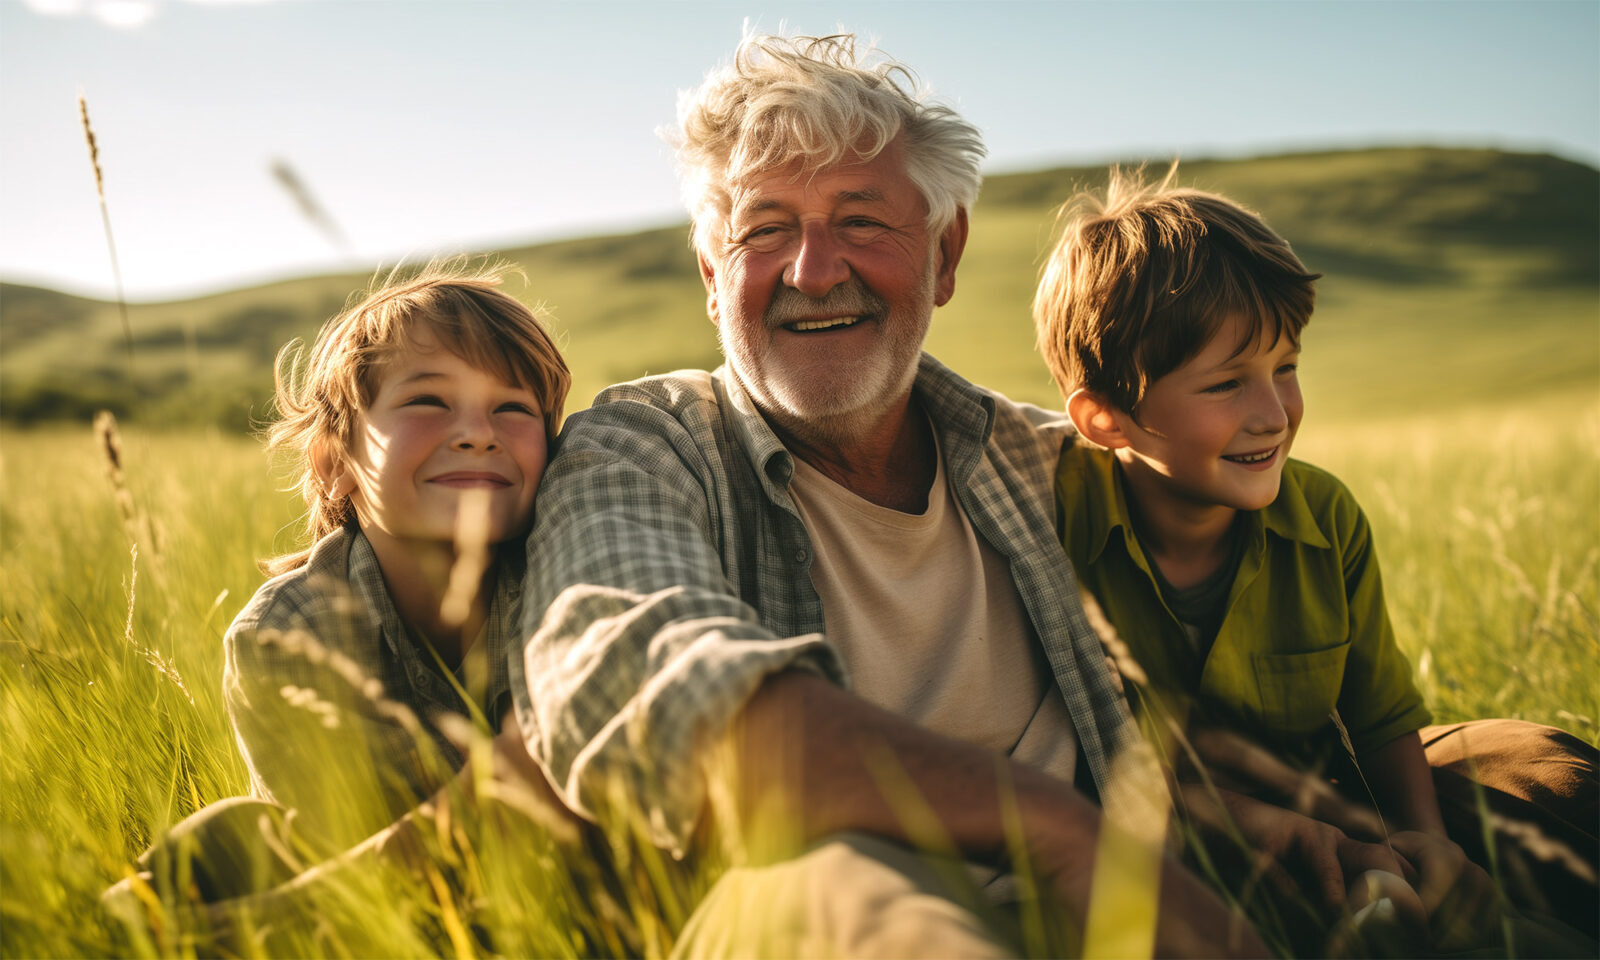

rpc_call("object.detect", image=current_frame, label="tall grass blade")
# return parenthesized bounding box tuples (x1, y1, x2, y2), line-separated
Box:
(78, 92, 133, 363)
(121, 542, 195, 707)
(270, 158, 357, 262)
(440, 488, 491, 630)
(1079, 589, 1173, 960)
(95, 410, 140, 545)
(1328, 708, 1394, 852)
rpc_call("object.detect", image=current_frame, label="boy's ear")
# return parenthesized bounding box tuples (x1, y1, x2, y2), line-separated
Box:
(312, 441, 357, 500)
(1067, 389, 1133, 449)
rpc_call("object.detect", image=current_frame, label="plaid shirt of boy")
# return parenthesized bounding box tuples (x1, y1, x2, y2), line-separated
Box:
(223, 525, 518, 842)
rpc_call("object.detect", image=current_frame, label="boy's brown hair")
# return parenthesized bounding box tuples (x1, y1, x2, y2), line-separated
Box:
(1034, 166, 1320, 417)
(265, 258, 571, 575)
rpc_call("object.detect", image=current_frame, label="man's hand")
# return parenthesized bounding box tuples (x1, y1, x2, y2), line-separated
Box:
(1388, 830, 1500, 951)
(1188, 785, 1415, 910)
(1185, 728, 1389, 840)
(729, 673, 1273, 958)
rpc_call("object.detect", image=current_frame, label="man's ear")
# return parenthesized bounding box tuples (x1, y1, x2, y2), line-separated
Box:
(697, 249, 720, 325)
(312, 441, 357, 501)
(1066, 389, 1134, 449)
(932, 207, 969, 307)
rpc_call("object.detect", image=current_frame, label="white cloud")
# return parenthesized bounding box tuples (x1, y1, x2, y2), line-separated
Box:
(91, 0, 157, 29)
(21, 0, 86, 16)
(22, 0, 282, 30)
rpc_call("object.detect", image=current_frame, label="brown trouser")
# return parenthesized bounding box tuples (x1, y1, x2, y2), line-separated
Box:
(1422, 720, 1599, 941)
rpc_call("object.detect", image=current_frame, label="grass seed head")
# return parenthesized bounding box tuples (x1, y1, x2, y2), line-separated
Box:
(77, 92, 134, 359)
(78, 93, 106, 202)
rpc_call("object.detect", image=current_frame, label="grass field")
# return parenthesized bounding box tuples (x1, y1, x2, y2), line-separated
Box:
(3, 391, 1595, 957)
(2, 146, 1597, 956)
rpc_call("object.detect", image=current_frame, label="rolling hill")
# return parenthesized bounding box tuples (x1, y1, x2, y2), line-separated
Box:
(2, 146, 1595, 430)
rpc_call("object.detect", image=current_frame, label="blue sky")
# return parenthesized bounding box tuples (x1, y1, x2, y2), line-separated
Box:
(3, 0, 1596, 300)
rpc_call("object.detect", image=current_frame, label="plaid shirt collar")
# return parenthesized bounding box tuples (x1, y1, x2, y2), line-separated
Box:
(718, 354, 999, 493)
(337, 524, 517, 722)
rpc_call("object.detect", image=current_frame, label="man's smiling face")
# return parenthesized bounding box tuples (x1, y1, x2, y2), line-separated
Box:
(700, 136, 960, 440)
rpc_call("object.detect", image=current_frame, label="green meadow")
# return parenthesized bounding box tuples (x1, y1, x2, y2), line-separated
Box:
(1, 147, 1596, 956)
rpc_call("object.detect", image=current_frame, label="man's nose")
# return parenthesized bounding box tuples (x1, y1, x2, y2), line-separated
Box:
(453, 411, 498, 451)
(784, 221, 850, 298)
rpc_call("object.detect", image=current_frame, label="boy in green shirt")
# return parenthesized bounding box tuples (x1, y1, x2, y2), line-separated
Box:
(1033, 168, 1499, 949)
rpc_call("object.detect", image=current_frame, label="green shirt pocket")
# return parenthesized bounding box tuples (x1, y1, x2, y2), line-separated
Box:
(1252, 642, 1351, 738)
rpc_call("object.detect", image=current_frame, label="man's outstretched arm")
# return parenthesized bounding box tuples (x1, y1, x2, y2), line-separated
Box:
(724, 671, 1271, 959)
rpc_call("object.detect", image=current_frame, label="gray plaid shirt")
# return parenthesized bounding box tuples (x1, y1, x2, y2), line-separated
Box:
(515, 354, 1139, 855)
(223, 525, 517, 839)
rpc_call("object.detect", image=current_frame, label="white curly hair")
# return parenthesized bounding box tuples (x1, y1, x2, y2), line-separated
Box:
(668, 32, 987, 256)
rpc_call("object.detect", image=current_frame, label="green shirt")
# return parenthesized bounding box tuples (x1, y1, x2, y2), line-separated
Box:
(1056, 441, 1431, 763)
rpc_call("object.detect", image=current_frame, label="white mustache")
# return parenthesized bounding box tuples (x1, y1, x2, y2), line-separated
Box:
(765, 280, 886, 327)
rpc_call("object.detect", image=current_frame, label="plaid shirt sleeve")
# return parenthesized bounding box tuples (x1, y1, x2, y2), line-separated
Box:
(515, 375, 842, 855)
(222, 536, 450, 844)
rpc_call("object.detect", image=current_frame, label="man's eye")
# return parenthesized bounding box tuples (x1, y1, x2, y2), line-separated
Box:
(736, 224, 786, 247)
(735, 222, 780, 239)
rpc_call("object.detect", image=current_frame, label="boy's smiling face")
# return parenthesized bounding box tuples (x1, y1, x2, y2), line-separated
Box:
(329, 330, 548, 549)
(1114, 313, 1303, 517)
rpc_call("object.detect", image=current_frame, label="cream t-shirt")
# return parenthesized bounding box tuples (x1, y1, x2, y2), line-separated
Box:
(787, 438, 1078, 786)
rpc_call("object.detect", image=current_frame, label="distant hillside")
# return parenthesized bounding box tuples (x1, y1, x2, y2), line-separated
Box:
(3, 147, 1595, 429)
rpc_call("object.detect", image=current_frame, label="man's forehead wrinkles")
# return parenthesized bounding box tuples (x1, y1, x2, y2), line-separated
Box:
(740, 197, 784, 215)
(838, 187, 886, 204)
(734, 186, 890, 219)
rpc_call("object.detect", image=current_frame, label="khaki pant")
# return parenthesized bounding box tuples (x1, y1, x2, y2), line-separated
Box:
(673, 832, 1015, 960)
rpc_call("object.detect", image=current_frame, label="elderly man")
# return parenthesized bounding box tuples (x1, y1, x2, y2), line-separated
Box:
(515, 33, 1261, 957)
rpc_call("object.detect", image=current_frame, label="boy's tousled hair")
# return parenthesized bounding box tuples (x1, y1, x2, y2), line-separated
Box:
(669, 31, 986, 257)
(1034, 166, 1321, 417)
(264, 258, 570, 575)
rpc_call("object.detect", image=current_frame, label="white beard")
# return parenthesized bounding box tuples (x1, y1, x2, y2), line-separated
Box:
(720, 257, 935, 447)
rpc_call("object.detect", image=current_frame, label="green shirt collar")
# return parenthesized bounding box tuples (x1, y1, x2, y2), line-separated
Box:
(1074, 442, 1332, 564)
